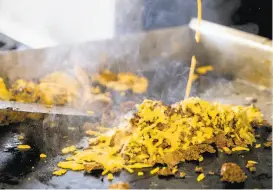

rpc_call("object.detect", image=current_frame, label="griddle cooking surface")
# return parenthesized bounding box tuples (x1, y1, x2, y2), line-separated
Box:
(0, 64, 272, 189)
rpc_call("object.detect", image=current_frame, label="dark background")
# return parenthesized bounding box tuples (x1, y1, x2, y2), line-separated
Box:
(143, 0, 272, 39)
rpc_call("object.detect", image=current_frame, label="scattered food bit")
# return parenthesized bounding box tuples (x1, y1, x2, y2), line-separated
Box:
(63, 136, 68, 139)
(137, 172, 144, 176)
(255, 144, 261, 148)
(18, 135, 24, 140)
(197, 173, 205, 182)
(109, 182, 130, 189)
(53, 169, 67, 176)
(157, 167, 175, 176)
(150, 167, 160, 175)
(221, 163, 247, 183)
(120, 92, 126, 96)
(108, 173, 114, 181)
(263, 141, 272, 148)
(208, 171, 215, 175)
(179, 172, 186, 178)
(198, 156, 204, 162)
(61, 146, 76, 154)
(246, 160, 257, 172)
(86, 130, 101, 136)
(87, 111, 94, 115)
(196, 65, 213, 75)
(40, 153, 47, 159)
(247, 160, 258, 164)
(232, 146, 249, 152)
(17, 145, 31, 150)
(92, 70, 148, 94)
(248, 167, 256, 172)
(222, 147, 232, 154)
(195, 166, 203, 173)
(28, 178, 31, 180)
(57, 161, 84, 171)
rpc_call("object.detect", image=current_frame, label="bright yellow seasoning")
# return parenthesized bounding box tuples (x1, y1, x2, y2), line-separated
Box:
(255, 144, 261, 148)
(53, 169, 67, 176)
(17, 145, 31, 150)
(198, 156, 204, 162)
(197, 173, 205, 182)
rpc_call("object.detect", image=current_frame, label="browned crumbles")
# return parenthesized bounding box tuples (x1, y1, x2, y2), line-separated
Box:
(109, 182, 130, 189)
(221, 163, 247, 183)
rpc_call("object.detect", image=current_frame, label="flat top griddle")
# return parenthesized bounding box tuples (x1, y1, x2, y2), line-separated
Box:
(0, 64, 272, 189)
(0, 19, 272, 189)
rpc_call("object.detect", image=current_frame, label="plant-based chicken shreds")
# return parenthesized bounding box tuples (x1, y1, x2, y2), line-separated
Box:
(92, 70, 148, 94)
(55, 97, 264, 177)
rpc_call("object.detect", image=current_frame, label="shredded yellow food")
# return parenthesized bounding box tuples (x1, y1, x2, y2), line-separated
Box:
(0, 70, 146, 126)
(18, 135, 25, 140)
(150, 167, 160, 175)
(232, 146, 250, 152)
(92, 70, 148, 94)
(197, 173, 205, 182)
(222, 147, 232, 154)
(40, 153, 47, 158)
(54, 97, 263, 177)
(17, 145, 31, 150)
(137, 172, 144, 176)
(62, 146, 76, 154)
(58, 161, 84, 171)
(255, 144, 261, 148)
(53, 169, 67, 176)
(180, 172, 186, 178)
(198, 156, 204, 162)
(196, 66, 213, 75)
(0, 78, 11, 100)
(107, 173, 114, 180)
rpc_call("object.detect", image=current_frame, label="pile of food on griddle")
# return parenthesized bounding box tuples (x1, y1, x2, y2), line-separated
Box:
(0, 69, 272, 187)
